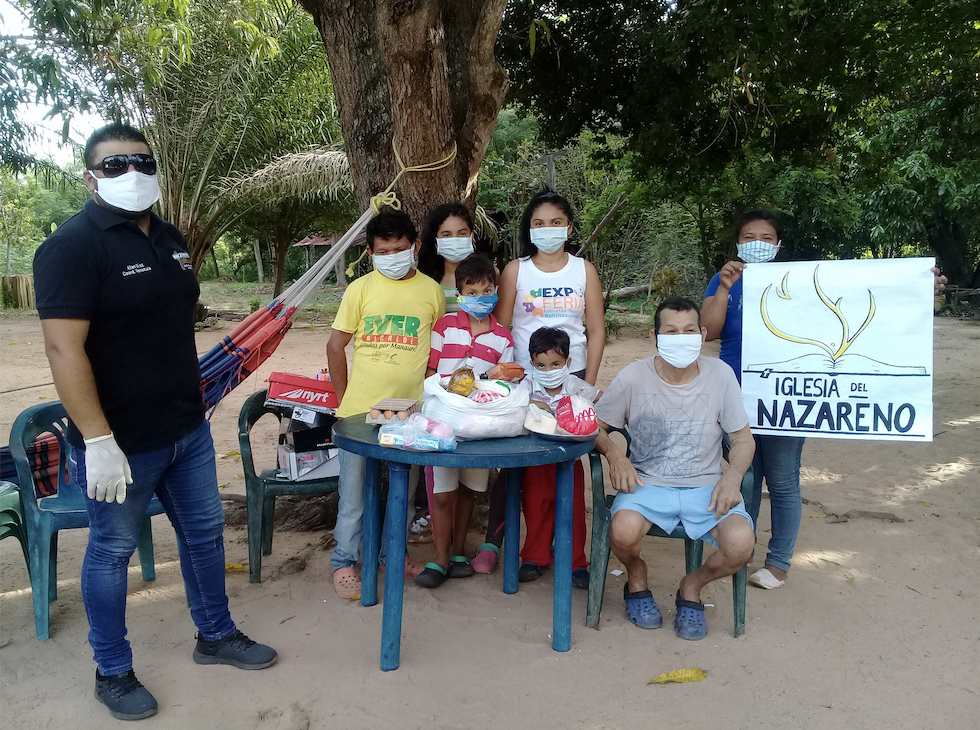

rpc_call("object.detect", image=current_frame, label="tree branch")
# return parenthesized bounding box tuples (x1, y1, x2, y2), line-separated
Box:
(576, 191, 628, 260)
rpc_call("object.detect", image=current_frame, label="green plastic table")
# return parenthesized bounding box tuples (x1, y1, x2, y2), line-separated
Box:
(331, 417, 596, 671)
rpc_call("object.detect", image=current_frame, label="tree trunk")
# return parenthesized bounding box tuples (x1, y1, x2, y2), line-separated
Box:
(273, 222, 290, 298)
(926, 213, 978, 288)
(210, 246, 220, 278)
(334, 257, 348, 287)
(253, 238, 265, 283)
(1, 275, 35, 308)
(299, 0, 509, 228)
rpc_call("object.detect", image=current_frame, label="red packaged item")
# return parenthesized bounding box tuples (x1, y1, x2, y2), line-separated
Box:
(555, 395, 598, 436)
(266, 372, 339, 413)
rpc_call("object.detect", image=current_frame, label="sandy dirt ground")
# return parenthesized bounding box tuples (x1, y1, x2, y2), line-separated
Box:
(1, 313, 978, 729)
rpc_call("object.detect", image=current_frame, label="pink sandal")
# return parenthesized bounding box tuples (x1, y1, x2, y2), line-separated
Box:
(472, 543, 499, 574)
(333, 567, 361, 600)
(381, 554, 425, 579)
(404, 555, 425, 579)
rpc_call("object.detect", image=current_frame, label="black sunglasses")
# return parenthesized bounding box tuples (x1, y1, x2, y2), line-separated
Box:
(92, 154, 157, 178)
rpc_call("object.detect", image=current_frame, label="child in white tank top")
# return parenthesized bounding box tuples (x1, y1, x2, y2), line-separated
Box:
(472, 191, 606, 576)
(495, 190, 604, 380)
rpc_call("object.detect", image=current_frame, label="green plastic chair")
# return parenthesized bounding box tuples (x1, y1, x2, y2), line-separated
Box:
(0, 480, 29, 571)
(586, 427, 753, 637)
(9, 402, 164, 640)
(239, 389, 340, 583)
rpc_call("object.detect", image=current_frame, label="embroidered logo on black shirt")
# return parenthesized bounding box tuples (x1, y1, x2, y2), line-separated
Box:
(172, 251, 194, 271)
(123, 262, 152, 277)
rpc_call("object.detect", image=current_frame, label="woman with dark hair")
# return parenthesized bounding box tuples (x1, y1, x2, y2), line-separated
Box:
(495, 190, 605, 382)
(418, 203, 475, 314)
(703, 210, 947, 591)
(702, 210, 803, 591)
(471, 190, 605, 577)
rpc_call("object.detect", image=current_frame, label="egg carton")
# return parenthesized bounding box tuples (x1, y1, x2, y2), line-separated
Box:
(365, 399, 421, 425)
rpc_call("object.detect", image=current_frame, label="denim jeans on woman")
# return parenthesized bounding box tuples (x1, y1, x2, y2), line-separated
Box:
(68, 420, 236, 676)
(749, 434, 806, 573)
(330, 447, 419, 570)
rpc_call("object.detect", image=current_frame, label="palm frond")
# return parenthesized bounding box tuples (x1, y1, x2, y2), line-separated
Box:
(218, 147, 353, 205)
(474, 204, 500, 249)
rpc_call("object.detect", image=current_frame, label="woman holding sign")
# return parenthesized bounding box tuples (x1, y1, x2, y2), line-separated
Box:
(703, 210, 947, 590)
(702, 210, 801, 590)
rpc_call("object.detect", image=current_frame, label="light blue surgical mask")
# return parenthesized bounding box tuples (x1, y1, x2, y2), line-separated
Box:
(737, 240, 780, 263)
(534, 365, 569, 389)
(436, 236, 474, 263)
(457, 292, 498, 320)
(529, 226, 568, 254)
(373, 247, 415, 280)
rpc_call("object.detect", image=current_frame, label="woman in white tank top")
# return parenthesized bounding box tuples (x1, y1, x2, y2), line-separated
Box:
(495, 191, 605, 383)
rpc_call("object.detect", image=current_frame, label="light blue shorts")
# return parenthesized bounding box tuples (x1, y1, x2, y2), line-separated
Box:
(610, 484, 753, 547)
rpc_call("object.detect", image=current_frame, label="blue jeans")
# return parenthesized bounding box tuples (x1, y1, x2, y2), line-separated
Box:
(69, 420, 236, 675)
(330, 447, 419, 570)
(749, 434, 805, 573)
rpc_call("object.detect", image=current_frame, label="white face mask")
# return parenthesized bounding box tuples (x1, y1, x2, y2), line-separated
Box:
(656, 333, 703, 369)
(90, 170, 160, 215)
(535, 364, 569, 389)
(530, 226, 568, 254)
(373, 247, 415, 280)
(737, 240, 780, 263)
(436, 236, 474, 263)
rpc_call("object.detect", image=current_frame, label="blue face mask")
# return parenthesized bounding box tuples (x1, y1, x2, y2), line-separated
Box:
(457, 292, 498, 320)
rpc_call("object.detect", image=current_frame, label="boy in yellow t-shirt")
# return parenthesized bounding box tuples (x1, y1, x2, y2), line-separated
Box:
(326, 207, 445, 599)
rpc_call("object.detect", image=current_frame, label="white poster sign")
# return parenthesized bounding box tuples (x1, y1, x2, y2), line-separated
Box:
(741, 258, 934, 442)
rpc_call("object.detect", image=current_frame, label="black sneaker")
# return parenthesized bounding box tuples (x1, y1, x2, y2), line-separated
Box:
(95, 669, 158, 721)
(192, 630, 278, 670)
(518, 562, 545, 582)
(572, 567, 590, 590)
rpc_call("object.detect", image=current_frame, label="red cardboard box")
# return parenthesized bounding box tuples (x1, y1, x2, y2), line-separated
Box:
(266, 372, 339, 414)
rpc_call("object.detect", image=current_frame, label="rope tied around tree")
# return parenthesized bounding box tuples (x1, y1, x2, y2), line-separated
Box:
(346, 139, 459, 276)
(368, 139, 458, 213)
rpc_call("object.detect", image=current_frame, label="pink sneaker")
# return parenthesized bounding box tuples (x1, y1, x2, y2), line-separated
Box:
(472, 543, 499, 574)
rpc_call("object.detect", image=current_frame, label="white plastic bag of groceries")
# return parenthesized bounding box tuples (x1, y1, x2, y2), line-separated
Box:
(421, 374, 530, 440)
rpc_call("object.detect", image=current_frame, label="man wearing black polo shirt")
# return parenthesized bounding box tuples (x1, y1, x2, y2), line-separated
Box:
(33, 123, 276, 721)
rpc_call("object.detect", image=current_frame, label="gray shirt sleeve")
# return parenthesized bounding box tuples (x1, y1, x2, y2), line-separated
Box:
(719, 364, 750, 433)
(595, 373, 628, 429)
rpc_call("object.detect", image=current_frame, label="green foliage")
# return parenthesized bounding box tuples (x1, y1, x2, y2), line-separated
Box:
(604, 310, 622, 339)
(499, 1, 980, 284)
(249, 297, 261, 312)
(844, 94, 980, 283)
(9, 0, 353, 279)
(0, 169, 88, 275)
(651, 268, 682, 301)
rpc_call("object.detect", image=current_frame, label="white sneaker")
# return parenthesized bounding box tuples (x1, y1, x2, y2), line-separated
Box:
(748, 567, 785, 590)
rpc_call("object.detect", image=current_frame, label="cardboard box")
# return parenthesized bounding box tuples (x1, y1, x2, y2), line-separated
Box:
(287, 421, 336, 451)
(277, 445, 340, 481)
(278, 412, 338, 452)
(266, 372, 339, 414)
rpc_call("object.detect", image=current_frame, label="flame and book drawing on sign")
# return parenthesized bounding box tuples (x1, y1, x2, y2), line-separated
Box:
(748, 266, 927, 375)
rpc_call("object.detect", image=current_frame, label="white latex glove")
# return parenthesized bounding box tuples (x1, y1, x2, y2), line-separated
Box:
(82, 433, 133, 504)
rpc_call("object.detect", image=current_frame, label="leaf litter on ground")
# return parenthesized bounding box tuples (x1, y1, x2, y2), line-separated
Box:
(648, 668, 708, 684)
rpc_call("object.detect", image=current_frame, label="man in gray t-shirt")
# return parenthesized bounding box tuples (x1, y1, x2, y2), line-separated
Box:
(594, 298, 756, 640)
